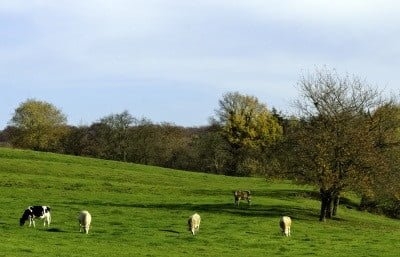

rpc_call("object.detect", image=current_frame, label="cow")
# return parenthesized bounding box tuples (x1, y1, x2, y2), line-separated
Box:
(188, 213, 201, 235)
(78, 210, 92, 234)
(279, 216, 292, 236)
(234, 190, 251, 206)
(19, 206, 51, 227)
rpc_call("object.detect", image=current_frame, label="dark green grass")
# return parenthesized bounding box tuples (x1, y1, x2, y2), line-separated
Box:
(0, 147, 399, 256)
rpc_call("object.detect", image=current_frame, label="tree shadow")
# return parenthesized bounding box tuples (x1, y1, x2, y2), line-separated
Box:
(253, 188, 359, 209)
(65, 200, 319, 221)
(64, 188, 359, 221)
(159, 229, 180, 234)
(261, 189, 320, 199)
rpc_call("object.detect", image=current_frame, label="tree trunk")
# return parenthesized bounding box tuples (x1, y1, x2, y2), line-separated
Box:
(319, 188, 334, 221)
(319, 189, 328, 221)
(319, 189, 341, 220)
(332, 193, 340, 216)
(326, 196, 333, 219)
(319, 198, 328, 221)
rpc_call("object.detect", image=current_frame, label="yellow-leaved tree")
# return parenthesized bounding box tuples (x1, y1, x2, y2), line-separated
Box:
(9, 99, 68, 151)
(214, 92, 283, 176)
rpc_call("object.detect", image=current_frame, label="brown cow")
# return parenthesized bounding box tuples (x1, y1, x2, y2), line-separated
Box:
(234, 190, 251, 206)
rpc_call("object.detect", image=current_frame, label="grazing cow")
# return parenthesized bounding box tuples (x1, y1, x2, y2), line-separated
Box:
(19, 206, 51, 227)
(78, 210, 92, 234)
(188, 213, 201, 235)
(234, 190, 251, 206)
(279, 216, 292, 236)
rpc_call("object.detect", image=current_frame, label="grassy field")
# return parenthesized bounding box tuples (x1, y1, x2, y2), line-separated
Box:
(0, 147, 399, 257)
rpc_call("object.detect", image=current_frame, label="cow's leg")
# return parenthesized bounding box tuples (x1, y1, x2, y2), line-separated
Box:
(46, 215, 51, 227)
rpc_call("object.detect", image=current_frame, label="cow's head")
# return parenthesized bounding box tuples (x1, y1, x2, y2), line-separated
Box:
(19, 209, 32, 226)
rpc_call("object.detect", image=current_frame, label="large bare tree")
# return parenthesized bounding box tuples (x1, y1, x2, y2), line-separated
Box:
(290, 68, 392, 221)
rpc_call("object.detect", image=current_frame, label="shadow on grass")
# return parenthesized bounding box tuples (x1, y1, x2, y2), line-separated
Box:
(67, 200, 319, 221)
(189, 188, 358, 208)
(64, 188, 359, 222)
(46, 227, 66, 233)
(249, 189, 357, 207)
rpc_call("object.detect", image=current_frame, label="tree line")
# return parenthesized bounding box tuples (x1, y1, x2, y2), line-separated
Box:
(1, 68, 399, 220)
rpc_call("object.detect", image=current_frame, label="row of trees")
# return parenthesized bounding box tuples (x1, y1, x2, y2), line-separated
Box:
(1, 68, 399, 220)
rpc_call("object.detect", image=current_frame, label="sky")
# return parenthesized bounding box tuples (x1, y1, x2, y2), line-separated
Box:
(1, 0, 400, 129)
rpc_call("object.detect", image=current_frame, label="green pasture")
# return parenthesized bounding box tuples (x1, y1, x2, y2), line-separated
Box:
(0, 147, 399, 256)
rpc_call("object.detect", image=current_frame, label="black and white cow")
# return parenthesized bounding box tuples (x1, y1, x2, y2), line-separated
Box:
(19, 206, 51, 227)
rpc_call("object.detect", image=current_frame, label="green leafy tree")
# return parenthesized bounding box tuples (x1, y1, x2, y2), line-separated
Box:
(9, 99, 68, 151)
(61, 125, 94, 157)
(365, 103, 400, 217)
(127, 122, 191, 168)
(214, 92, 283, 175)
(98, 110, 135, 161)
(190, 124, 231, 174)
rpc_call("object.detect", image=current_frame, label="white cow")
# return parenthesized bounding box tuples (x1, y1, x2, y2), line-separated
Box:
(279, 216, 292, 236)
(78, 210, 92, 234)
(188, 213, 201, 235)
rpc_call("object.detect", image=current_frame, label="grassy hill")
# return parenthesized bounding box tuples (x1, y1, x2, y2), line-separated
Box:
(0, 147, 399, 257)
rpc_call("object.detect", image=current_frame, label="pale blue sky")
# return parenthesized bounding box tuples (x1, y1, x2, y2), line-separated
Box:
(1, 0, 400, 129)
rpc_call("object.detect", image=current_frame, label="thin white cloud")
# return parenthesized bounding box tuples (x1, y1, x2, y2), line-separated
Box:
(232, 0, 400, 24)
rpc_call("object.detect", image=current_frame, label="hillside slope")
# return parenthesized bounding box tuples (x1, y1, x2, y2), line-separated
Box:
(0, 147, 399, 257)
